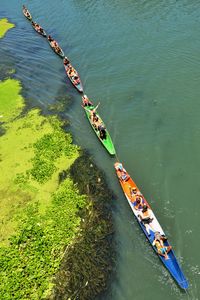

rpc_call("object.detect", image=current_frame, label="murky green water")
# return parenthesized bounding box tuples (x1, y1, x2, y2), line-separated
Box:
(1, 0, 200, 299)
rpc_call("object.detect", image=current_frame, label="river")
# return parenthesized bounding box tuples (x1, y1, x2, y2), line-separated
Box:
(1, 0, 200, 299)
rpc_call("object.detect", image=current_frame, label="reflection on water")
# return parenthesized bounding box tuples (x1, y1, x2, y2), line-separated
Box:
(1, 0, 200, 299)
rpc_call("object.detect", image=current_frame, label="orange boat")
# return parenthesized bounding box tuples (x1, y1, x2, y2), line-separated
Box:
(114, 162, 188, 290)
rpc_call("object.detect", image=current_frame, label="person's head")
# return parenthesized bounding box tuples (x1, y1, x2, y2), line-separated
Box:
(154, 232, 160, 239)
(142, 204, 148, 212)
(136, 197, 141, 204)
(132, 187, 137, 194)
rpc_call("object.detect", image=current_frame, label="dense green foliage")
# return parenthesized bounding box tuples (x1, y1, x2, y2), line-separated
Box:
(30, 117, 78, 183)
(0, 179, 86, 299)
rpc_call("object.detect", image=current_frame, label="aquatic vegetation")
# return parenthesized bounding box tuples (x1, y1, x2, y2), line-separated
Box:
(0, 77, 114, 299)
(30, 117, 78, 183)
(0, 79, 24, 122)
(0, 179, 86, 300)
(0, 79, 79, 245)
(0, 18, 15, 38)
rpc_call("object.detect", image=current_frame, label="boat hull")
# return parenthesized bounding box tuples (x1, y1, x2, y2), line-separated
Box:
(114, 162, 188, 290)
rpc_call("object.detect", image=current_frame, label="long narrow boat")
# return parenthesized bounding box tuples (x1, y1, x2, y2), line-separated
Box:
(63, 60, 83, 93)
(31, 22, 47, 37)
(22, 5, 32, 21)
(48, 38, 65, 58)
(82, 96, 116, 155)
(114, 162, 188, 290)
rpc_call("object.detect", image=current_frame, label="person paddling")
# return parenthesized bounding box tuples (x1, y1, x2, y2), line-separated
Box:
(153, 234, 172, 260)
(63, 57, 70, 65)
(138, 205, 155, 236)
(85, 102, 100, 123)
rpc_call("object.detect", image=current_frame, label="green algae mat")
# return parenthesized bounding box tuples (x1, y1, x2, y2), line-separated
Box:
(0, 78, 84, 299)
(0, 18, 15, 38)
(0, 79, 24, 122)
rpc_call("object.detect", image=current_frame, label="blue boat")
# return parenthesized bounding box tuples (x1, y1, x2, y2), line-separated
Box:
(114, 162, 189, 290)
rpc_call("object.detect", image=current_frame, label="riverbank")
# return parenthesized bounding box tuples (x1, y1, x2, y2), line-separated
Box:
(0, 21, 115, 299)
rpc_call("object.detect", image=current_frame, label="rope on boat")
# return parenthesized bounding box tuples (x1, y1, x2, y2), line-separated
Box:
(114, 151, 120, 163)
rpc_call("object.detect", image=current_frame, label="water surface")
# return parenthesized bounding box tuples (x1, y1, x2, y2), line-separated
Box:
(1, 0, 200, 299)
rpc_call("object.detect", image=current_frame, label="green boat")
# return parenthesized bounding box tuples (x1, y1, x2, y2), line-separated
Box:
(82, 95, 116, 155)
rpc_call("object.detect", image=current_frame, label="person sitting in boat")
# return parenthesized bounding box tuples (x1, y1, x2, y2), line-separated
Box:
(55, 46, 62, 54)
(25, 11, 31, 18)
(132, 196, 145, 210)
(154, 231, 168, 242)
(52, 40, 58, 47)
(138, 205, 155, 236)
(153, 234, 172, 260)
(129, 186, 142, 199)
(85, 102, 100, 123)
(69, 68, 76, 77)
(63, 57, 70, 65)
(48, 35, 54, 42)
(117, 163, 130, 181)
(72, 75, 80, 85)
(98, 124, 107, 140)
(23, 5, 30, 16)
(38, 26, 45, 34)
(32, 22, 44, 33)
(82, 95, 93, 107)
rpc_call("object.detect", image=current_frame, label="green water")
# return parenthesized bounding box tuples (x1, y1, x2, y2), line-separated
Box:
(1, 0, 200, 299)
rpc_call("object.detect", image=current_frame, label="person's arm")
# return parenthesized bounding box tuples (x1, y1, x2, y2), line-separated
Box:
(94, 102, 100, 111)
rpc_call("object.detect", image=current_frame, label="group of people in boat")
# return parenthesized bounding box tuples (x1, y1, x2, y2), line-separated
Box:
(64, 57, 80, 86)
(31, 21, 45, 35)
(117, 164, 172, 259)
(82, 95, 107, 140)
(48, 35, 62, 54)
